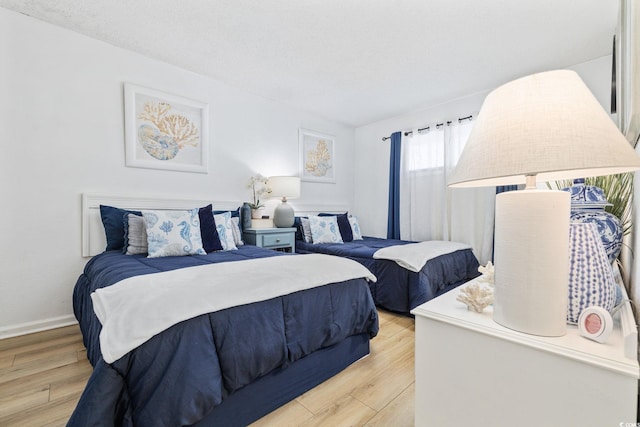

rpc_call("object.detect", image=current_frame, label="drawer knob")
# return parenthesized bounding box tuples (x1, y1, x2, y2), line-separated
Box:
(276, 239, 280, 242)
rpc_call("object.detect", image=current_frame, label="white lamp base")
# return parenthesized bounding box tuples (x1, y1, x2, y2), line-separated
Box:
(273, 201, 294, 228)
(493, 189, 570, 336)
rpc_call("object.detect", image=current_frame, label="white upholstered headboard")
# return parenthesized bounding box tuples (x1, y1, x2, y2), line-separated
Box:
(82, 193, 241, 257)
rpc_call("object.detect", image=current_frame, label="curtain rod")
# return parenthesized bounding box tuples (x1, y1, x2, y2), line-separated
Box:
(381, 114, 473, 141)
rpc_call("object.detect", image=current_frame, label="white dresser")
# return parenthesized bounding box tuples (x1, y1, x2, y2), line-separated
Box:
(412, 278, 639, 427)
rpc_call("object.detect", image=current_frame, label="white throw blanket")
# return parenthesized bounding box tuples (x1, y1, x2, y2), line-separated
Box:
(373, 241, 472, 273)
(92, 254, 376, 363)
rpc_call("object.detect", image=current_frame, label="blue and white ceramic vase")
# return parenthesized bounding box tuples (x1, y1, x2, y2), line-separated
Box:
(563, 180, 623, 263)
(567, 223, 616, 323)
(570, 210, 623, 263)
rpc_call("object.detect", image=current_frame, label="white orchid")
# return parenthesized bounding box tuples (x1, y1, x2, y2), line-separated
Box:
(246, 175, 271, 209)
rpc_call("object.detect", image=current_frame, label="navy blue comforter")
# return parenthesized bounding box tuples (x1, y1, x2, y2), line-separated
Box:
(296, 237, 480, 313)
(69, 246, 378, 426)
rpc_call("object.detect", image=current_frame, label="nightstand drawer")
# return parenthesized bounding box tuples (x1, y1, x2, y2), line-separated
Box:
(262, 233, 294, 248)
(243, 227, 296, 253)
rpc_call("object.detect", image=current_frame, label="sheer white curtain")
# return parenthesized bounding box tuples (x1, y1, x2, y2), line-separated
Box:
(399, 126, 446, 241)
(399, 119, 495, 264)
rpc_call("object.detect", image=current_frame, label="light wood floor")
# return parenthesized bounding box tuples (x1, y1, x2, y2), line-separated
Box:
(0, 310, 414, 426)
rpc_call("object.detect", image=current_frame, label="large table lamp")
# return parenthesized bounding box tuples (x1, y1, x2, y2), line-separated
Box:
(448, 70, 640, 336)
(268, 176, 301, 227)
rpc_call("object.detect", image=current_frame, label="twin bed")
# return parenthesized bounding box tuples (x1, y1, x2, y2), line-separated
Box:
(69, 195, 479, 426)
(296, 236, 480, 313)
(294, 212, 480, 313)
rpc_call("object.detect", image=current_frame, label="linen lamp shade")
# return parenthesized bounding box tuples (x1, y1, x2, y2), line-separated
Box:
(268, 176, 301, 228)
(448, 70, 640, 336)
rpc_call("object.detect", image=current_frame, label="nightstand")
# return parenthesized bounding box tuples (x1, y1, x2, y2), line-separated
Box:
(411, 276, 639, 427)
(243, 227, 296, 253)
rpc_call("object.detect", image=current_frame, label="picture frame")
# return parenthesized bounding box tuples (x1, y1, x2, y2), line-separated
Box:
(299, 128, 335, 183)
(124, 83, 209, 173)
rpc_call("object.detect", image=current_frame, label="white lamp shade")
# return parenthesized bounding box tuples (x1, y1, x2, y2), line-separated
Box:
(268, 176, 300, 199)
(448, 70, 640, 188)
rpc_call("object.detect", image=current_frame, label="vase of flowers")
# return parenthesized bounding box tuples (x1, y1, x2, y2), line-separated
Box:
(247, 175, 270, 219)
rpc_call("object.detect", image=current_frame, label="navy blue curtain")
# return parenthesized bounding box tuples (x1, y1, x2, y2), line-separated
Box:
(387, 132, 402, 239)
(492, 185, 519, 260)
(496, 185, 518, 194)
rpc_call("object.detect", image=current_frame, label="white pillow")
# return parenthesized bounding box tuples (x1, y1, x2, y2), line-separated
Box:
(301, 217, 313, 243)
(214, 212, 238, 251)
(349, 216, 363, 240)
(309, 215, 343, 244)
(142, 209, 206, 258)
(124, 213, 148, 255)
(230, 216, 244, 246)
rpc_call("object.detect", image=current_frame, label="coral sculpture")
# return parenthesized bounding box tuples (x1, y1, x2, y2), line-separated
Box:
(456, 283, 494, 313)
(477, 261, 495, 285)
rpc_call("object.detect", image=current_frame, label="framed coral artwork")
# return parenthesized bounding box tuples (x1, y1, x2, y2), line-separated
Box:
(124, 83, 209, 173)
(299, 128, 335, 183)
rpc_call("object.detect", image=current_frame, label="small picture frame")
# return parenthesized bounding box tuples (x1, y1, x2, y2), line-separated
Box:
(299, 128, 335, 183)
(124, 83, 209, 173)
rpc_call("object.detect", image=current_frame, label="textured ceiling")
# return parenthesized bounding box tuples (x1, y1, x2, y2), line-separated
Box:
(0, 0, 618, 127)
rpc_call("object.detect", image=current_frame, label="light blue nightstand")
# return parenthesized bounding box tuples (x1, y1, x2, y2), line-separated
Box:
(242, 227, 296, 253)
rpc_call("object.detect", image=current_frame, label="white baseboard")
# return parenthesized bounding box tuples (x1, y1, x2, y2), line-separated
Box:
(0, 314, 78, 339)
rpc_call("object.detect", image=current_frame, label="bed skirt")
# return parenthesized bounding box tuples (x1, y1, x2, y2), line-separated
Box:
(195, 332, 370, 426)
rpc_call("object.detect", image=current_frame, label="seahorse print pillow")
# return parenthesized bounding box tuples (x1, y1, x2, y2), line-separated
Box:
(213, 211, 238, 251)
(309, 215, 344, 244)
(142, 209, 206, 258)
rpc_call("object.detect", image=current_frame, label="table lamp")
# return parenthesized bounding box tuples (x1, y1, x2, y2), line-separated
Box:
(448, 70, 640, 336)
(268, 176, 301, 227)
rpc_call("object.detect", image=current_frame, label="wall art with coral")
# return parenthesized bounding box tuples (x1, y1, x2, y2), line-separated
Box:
(124, 83, 209, 173)
(299, 128, 335, 183)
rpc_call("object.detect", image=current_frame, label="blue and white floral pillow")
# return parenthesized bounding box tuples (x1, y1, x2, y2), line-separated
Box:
(309, 215, 343, 244)
(142, 209, 206, 258)
(214, 212, 238, 251)
(230, 216, 244, 246)
(349, 216, 363, 240)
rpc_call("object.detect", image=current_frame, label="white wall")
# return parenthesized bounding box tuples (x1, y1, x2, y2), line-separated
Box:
(353, 55, 615, 238)
(0, 8, 355, 336)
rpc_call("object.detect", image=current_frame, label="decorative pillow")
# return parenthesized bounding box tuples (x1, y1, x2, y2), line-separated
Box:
(319, 212, 353, 242)
(230, 216, 244, 246)
(301, 217, 313, 243)
(567, 222, 616, 323)
(349, 216, 363, 240)
(198, 204, 223, 253)
(100, 205, 141, 251)
(142, 209, 206, 258)
(123, 213, 148, 255)
(309, 215, 343, 244)
(214, 208, 240, 225)
(293, 216, 306, 241)
(214, 212, 237, 251)
(293, 216, 306, 240)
